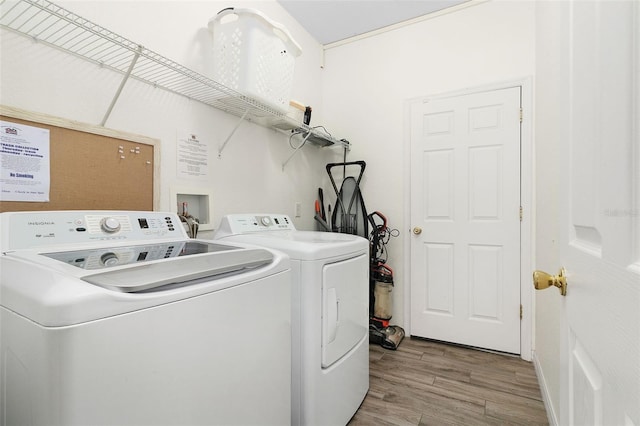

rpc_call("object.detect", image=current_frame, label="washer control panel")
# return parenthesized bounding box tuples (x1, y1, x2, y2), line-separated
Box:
(214, 214, 295, 238)
(0, 211, 187, 251)
(41, 240, 234, 270)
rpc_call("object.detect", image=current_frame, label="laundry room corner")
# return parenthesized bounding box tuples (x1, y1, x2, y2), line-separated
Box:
(320, 0, 535, 330)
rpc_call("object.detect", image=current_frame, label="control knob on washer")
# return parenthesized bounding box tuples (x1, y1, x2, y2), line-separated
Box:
(101, 217, 121, 233)
(100, 252, 119, 266)
(260, 216, 272, 226)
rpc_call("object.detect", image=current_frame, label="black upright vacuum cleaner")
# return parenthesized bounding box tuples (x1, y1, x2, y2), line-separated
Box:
(326, 162, 404, 350)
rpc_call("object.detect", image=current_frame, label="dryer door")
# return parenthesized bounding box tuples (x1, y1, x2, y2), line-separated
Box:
(321, 253, 368, 368)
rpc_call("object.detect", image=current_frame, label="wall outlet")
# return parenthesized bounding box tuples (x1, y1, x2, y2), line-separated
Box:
(294, 202, 302, 218)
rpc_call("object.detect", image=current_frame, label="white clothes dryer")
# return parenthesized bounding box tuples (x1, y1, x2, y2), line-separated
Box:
(214, 214, 369, 426)
(0, 211, 291, 426)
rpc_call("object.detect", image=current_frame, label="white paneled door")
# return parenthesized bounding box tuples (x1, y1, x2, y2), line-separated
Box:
(410, 87, 521, 354)
(553, 1, 640, 424)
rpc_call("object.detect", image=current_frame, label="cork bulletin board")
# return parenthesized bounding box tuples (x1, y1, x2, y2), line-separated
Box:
(0, 106, 159, 212)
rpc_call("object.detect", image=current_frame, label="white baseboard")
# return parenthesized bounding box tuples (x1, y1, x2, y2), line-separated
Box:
(532, 350, 559, 426)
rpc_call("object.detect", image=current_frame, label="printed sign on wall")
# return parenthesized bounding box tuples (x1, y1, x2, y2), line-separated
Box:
(177, 131, 209, 180)
(0, 120, 50, 202)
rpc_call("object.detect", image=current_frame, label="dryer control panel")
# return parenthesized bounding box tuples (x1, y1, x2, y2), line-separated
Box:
(214, 214, 295, 237)
(0, 211, 188, 251)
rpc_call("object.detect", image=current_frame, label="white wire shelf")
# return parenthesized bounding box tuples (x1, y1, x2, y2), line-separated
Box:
(0, 0, 350, 152)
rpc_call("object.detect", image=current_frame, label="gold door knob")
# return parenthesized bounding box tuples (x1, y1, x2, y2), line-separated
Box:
(412, 227, 422, 235)
(533, 268, 567, 296)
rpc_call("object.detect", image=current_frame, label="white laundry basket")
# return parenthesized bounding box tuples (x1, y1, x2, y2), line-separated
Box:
(208, 8, 302, 113)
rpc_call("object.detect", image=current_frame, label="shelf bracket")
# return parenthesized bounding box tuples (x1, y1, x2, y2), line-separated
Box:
(282, 131, 313, 171)
(218, 108, 250, 158)
(101, 45, 142, 127)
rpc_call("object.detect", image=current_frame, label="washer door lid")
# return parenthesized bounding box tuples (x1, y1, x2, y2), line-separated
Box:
(83, 249, 273, 292)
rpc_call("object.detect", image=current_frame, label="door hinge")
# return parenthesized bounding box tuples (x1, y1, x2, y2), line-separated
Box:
(519, 206, 523, 222)
(520, 304, 523, 320)
(519, 108, 523, 123)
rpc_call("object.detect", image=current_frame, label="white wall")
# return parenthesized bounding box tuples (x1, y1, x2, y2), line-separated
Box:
(0, 0, 344, 236)
(321, 0, 536, 327)
(533, 2, 568, 423)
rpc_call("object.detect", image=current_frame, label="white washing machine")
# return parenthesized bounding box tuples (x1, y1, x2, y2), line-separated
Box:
(214, 214, 369, 426)
(0, 210, 292, 426)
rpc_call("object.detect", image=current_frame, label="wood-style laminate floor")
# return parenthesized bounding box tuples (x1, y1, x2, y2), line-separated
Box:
(348, 337, 549, 426)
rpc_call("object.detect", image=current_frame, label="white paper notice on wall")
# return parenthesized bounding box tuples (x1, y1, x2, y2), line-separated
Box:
(0, 120, 50, 202)
(177, 131, 209, 180)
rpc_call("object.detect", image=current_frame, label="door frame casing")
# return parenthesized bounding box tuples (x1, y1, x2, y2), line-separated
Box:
(403, 77, 534, 361)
